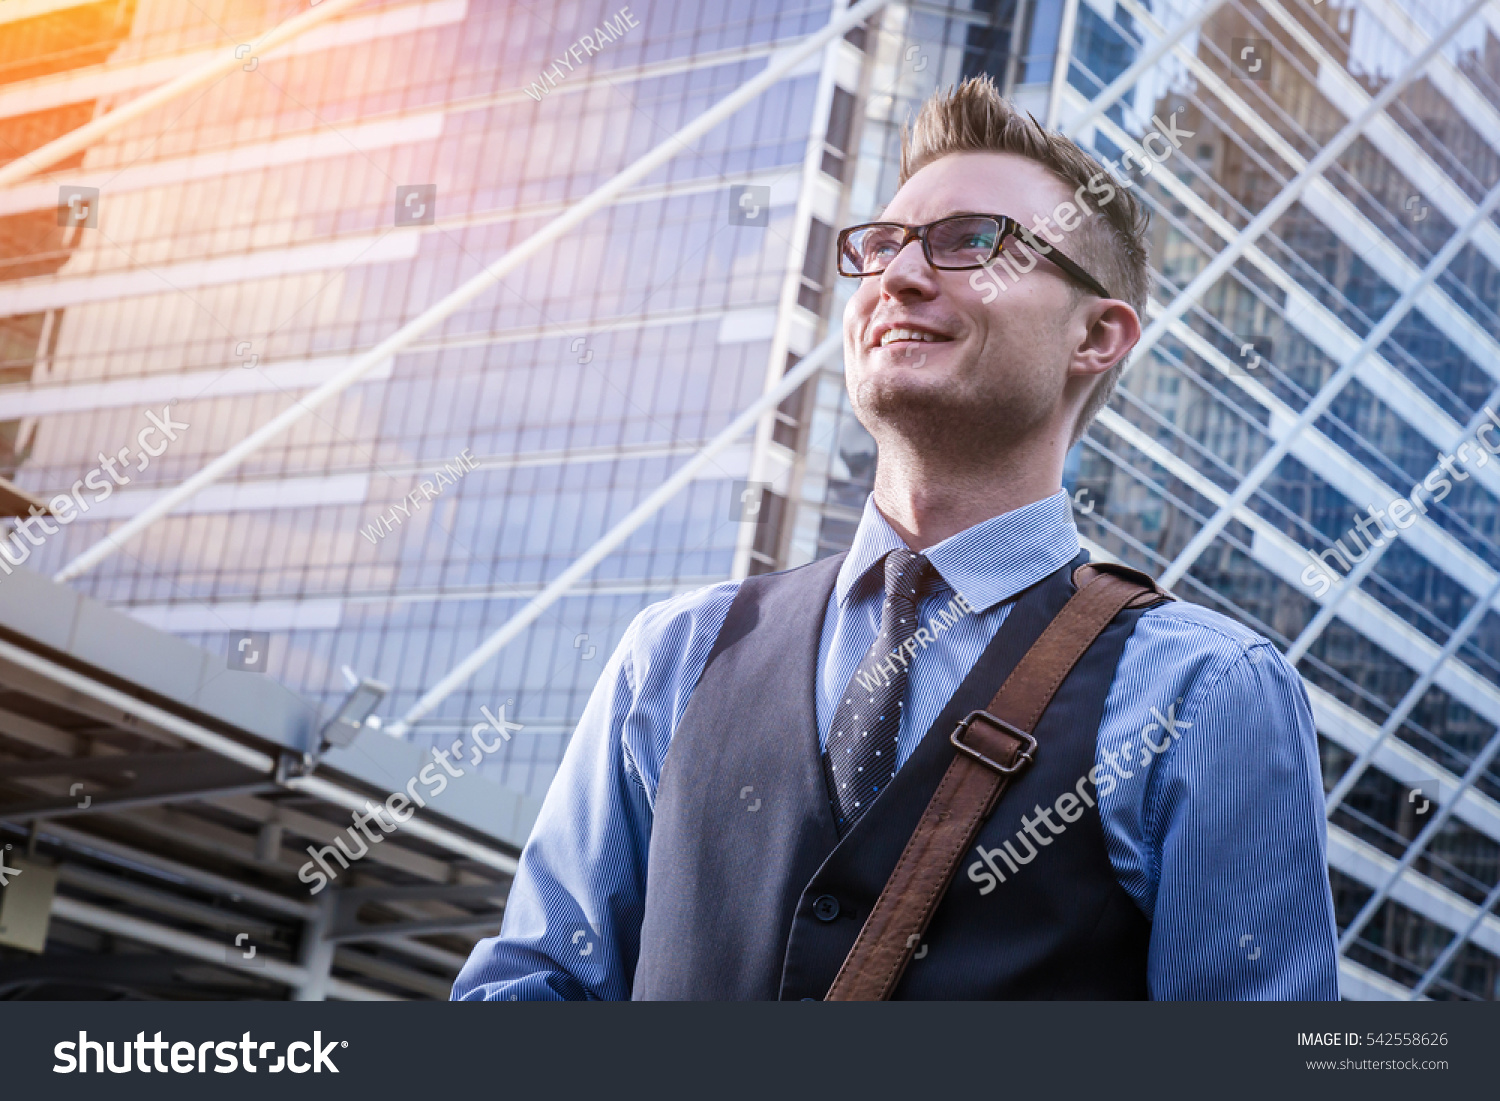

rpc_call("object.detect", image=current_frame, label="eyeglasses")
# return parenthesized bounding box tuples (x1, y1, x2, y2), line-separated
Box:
(836, 213, 1112, 301)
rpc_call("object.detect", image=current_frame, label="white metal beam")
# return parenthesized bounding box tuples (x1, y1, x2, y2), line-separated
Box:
(1062, 0, 1229, 139)
(1158, 158, 1500, 589)
(1092, 407, 1500, 845)
(1044, 0, 1082, 128)
(1124, 0, 1490, 382)
(1157, 311, 1500, 617)
(286, 775, 518, 875)
(1095, 407, 1500, 731)
(1074, 94, 1500, 509)
(1324, 571, 1500, 815)
(1341, 957, 1429, 1001)
(1327, 825, 1500, 959)
(50, 895, 395, 1000)
(54, 0, 895, 584)
(1338, 724, 1500, 952)
(1410, 876, 1500, 998)
(0, 1, 466, 127)
(1282, 382, 1500, 668)
(386, 330, 844, 736)
(1116, 0, 1500, 381)
(1360, 0, 1500, 166)
(1308, 681, 1500, 849)
(0, 635, 522, 875)
(1254, 0, 1500, 278)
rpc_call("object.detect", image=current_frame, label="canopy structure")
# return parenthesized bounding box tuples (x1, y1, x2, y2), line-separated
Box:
(0, 565, 537, 999)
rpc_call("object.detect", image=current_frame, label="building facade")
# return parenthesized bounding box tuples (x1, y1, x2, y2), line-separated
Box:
(2, 0, 1498, 999)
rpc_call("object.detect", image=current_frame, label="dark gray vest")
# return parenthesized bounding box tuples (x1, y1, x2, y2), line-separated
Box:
(631, 550, 1151, 1000)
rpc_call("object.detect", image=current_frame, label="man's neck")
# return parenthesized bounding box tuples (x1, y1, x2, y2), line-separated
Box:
(869, 450, 1064, 551)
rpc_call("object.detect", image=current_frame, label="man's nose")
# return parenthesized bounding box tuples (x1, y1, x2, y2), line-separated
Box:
(878, 238, 938, 298)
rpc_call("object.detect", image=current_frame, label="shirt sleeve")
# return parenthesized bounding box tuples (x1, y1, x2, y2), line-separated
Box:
(451, 615, 655, 1001)
(1144, 642, 1341, 1000)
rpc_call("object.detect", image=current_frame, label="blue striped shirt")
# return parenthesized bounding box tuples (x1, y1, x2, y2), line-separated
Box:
(453, 490, 1339, 1000)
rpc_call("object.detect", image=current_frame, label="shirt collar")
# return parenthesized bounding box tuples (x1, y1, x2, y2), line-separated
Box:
(834, 490, 1081, 612)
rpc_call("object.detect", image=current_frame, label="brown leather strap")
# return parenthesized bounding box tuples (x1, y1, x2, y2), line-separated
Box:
(823, 562, 1172, 1001)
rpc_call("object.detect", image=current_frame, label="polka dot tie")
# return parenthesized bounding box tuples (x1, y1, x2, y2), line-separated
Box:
(822, 548, 936, 836)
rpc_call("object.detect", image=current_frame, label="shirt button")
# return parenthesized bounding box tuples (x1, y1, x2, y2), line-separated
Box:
(812, 894, 840, 921)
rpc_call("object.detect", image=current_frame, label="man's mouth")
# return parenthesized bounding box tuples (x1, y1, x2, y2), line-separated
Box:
(875, 326, 955, 349)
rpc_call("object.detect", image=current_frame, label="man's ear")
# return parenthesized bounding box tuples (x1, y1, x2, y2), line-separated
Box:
(1069, 300, 1141, 380)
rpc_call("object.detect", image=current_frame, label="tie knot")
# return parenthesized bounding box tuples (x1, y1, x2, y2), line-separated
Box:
(883, 548, 934, 604)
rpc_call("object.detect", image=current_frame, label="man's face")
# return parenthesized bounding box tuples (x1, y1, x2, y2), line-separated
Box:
(842, 151, 1101, 449)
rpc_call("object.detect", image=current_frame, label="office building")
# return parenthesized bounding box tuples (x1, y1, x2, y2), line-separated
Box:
(2, 0, 1497, 998)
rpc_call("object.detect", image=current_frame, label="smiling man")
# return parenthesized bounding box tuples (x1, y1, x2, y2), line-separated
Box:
(453, 77, 1339, 1001)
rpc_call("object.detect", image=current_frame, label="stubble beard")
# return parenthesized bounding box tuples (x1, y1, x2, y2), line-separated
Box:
(849, 351, 1054, 469)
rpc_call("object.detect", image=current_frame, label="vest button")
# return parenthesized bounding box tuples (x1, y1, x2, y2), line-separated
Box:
(812, 894, 840, 921)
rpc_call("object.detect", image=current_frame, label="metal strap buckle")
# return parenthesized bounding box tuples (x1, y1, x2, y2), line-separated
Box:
(950, 710, 1037, 775)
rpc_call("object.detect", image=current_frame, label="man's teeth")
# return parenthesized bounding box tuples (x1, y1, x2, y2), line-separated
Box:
(879, 328, 948, 346)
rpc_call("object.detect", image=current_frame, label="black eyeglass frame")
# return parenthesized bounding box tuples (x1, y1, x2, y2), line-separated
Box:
(836, 213, 1113, 301)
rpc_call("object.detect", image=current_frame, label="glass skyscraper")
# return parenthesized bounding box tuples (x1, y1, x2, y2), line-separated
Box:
(4, 0, 1499, 1000)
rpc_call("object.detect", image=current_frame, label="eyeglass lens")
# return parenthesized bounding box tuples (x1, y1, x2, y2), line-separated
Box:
(842, 216, 1001, 273)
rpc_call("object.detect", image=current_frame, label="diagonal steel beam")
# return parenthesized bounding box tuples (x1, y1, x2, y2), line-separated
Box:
(55, 0, 893, 583)
(1338, 724, 1500, 954)
(381, 1, 1229, 738)
(1324, 569, 1500, 816)
(1409, 874, 1500, 998)
(384, 330, 842, 736)
(1062, 0, 1229, 138)
(1282, 377, 1500, 669)
(1154, 88, 1500, 592)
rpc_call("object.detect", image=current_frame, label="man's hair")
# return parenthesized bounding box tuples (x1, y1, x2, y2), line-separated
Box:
(899, 75, 1150, 444)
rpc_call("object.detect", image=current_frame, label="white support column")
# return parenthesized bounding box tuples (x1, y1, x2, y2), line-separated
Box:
(732, 0, 855, 580)
(294, 888, 338, 1002)
(1043, 0, 1080, 129)
(1000, 0, 1032, 98)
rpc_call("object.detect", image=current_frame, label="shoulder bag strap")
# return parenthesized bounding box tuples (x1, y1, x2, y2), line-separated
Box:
(822, 561, 1172, 1000)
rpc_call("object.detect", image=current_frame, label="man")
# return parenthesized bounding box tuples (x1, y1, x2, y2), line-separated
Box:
(454, 77, 1339, 1001)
